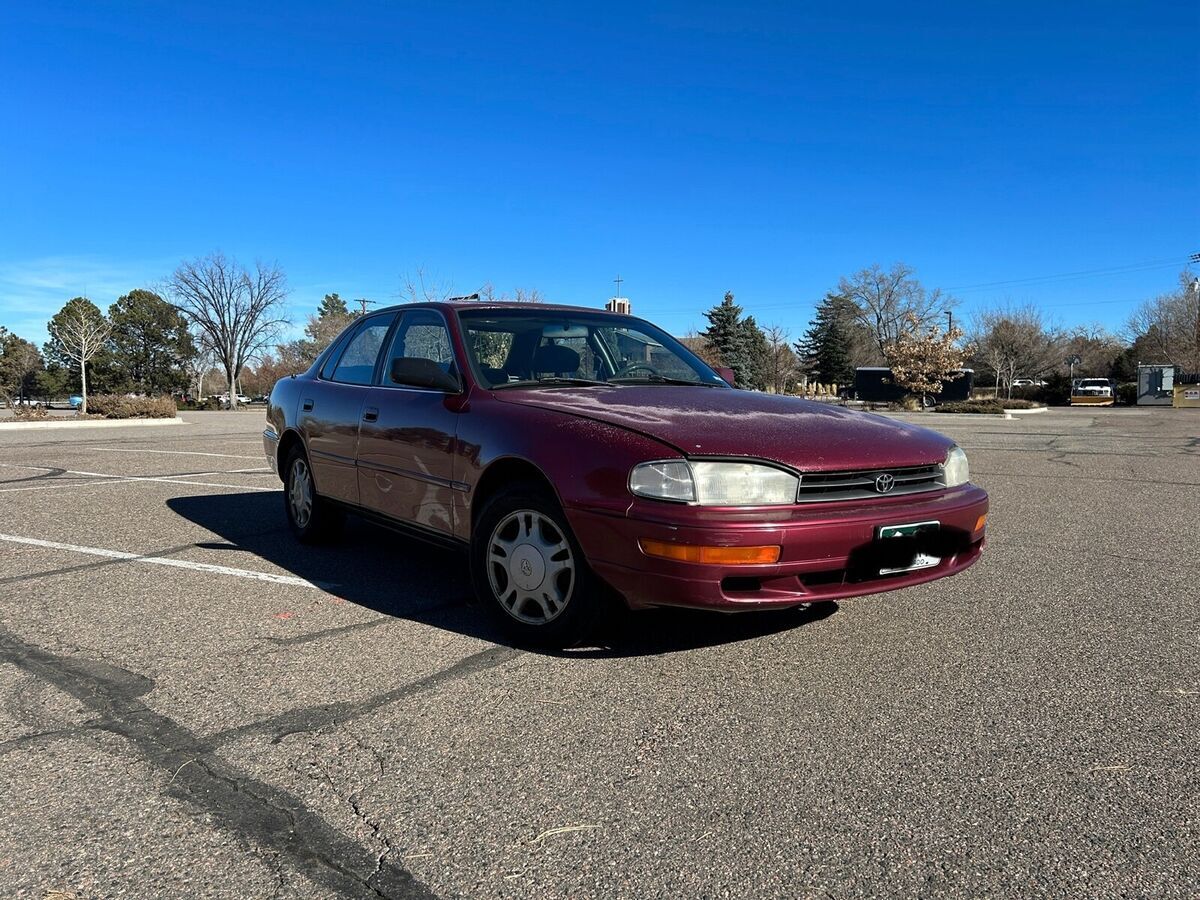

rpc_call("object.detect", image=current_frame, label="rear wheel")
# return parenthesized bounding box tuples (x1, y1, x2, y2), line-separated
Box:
(283, 446, 343, 543)
(471, 484, 601, 648)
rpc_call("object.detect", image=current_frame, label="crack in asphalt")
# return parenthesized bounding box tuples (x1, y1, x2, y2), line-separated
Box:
(205, 645, 523, 748)
(0, 625, 437, 900)
(264, 619, 391, 647)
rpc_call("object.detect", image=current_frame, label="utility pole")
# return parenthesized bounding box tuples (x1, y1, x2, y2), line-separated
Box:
(357, 298, 377, 316)
(1187, 253, 1199, 375)
(613, 274, 624, 298)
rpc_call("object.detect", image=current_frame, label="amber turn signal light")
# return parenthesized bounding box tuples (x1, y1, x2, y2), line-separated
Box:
(638, 540, 781, 565)
(974, 514, 988, 533)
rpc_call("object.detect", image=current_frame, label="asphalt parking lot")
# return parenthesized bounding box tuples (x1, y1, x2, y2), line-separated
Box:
(0, 407, 1197, 898)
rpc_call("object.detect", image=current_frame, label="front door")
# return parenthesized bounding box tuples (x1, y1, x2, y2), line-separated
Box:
(299, 314, 395, 504)
(357, 308, 463, 536)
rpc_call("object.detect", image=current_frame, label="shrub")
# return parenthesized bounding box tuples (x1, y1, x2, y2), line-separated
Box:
(11, 403, 49, 420)
(1116, 382, 1137, 405)
(999, 398, 1041, 409)
(87, 394, 178, 419)
(938, 400, 1005, 415)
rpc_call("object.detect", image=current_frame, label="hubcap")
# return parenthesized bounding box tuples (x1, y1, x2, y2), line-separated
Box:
(289, 458, 313, 528)
(486, 509, 575, 625)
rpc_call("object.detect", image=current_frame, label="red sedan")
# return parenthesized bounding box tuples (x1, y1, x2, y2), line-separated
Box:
(265, 302, 988, 646)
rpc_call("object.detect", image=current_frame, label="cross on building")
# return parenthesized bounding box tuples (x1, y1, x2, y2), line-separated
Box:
(605, 275, 631, 314)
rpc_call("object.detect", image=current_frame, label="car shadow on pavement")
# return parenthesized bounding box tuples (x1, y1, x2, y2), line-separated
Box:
(166, 492, 837, 657)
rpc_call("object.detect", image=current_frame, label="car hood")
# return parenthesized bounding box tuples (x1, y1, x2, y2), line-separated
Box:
(492, 386, 954, 472)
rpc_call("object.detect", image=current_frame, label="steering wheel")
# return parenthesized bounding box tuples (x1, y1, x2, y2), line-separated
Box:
(613, 361, 660, 379)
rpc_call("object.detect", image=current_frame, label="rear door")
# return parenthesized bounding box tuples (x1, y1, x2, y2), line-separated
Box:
(299, 313, 396, 505)
(357, 308, 464, 535)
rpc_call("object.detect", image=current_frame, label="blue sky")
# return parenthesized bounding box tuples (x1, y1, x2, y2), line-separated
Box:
(1, 0, 1196, 346)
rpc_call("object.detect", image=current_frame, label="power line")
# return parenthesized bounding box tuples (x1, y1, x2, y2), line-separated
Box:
(944, 257, 1187, 293)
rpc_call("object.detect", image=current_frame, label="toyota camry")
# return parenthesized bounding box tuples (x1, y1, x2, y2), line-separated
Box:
(264, 301, 988, 646)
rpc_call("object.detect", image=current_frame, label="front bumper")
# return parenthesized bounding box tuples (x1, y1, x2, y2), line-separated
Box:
(569, 485, 989, 611)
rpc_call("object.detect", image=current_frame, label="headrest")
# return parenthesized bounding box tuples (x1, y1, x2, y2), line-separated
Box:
(532, 344, 580, 375)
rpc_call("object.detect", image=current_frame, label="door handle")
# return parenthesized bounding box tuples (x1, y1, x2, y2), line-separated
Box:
(362, 407, 379, 422)
(302, 398, 314, 411)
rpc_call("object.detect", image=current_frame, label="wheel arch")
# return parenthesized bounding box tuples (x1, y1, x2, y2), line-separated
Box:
(470, 457, 560, 530)
(276, 427, 306, 474)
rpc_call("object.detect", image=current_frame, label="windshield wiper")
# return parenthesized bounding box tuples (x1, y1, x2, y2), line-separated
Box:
(608, 374, 722, 387)
(493, 376, 610, 389)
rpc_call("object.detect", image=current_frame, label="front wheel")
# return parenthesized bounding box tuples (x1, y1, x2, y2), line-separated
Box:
(283, 447, 343, 543)
(471, 485, 602, 648)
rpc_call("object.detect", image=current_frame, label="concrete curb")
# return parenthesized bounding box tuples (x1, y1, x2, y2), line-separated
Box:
(1003, 407, 1049, 419)
(0, 417, 185, 432)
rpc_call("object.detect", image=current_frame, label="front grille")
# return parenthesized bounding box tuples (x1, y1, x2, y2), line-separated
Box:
(796, 464, 943, 503)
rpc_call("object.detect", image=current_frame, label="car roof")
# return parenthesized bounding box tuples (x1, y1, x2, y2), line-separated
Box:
(372, 300, 628, 316)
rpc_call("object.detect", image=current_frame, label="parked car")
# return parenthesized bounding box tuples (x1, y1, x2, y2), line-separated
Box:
(265, 302, 989, 646)
(69, 395, 83, 409)
(11, 397, 43, 409)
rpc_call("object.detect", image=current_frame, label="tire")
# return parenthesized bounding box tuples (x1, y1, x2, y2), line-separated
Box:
(283, 446, 343, 544)
(471, 483, 601, 649)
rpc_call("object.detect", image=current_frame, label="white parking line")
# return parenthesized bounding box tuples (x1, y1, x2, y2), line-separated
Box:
(0, 462, 277, 493)
(0, 478, 144, 494)
(86, 447, 264, 461)
(0, 533, 335, 590)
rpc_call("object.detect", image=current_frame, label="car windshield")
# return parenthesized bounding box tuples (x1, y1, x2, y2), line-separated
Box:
(1080, 379, 1108, 386)
(456, 308, 728, 390)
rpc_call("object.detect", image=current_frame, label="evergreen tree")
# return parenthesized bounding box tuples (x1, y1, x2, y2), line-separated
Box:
(702, 291, 756, 388)
(739, 315, 770, 391)
(108, 289, 196, 394)
(796, 293, 857, 385)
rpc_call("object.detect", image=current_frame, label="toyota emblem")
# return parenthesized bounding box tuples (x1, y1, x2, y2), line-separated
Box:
(874, 473, 896, 493)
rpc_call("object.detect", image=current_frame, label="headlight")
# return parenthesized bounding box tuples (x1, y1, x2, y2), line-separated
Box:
(941, 446, 970, 487)
(629, 460, 799, 506)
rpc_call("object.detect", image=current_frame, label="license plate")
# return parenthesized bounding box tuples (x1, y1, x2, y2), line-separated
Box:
(876, 520, 940, 574)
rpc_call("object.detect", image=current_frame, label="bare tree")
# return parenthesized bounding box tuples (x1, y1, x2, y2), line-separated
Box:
(967, 304, 1062, 397)
(476, 283, 546, 303)
(398, 268, 456, 303)
(680, 331, 723, 368)
(0, 328, 44, 409)
(1126, 271, 1200, 372)
(183, 342, 217, 399)
(839, 263, 955, 359)
(46, 298, 112, 415)
(763, 324, 797, 394)
(168, 253, 289, 409)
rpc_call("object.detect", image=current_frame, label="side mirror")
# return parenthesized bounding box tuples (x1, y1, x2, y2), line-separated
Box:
(390, 357, 461, 392)
(715, 366, 736, 386)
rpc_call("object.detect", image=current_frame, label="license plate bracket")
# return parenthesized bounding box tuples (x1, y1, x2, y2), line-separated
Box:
(875, 520, 941, 574)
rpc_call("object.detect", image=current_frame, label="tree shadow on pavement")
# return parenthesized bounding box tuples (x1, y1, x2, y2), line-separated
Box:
(166, 491, 838, 658)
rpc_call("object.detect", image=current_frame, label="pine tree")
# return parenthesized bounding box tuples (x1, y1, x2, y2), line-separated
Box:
(739, 315, 770, 391)
(796, 293, 856, 385)
(702, 291, 755, 387)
